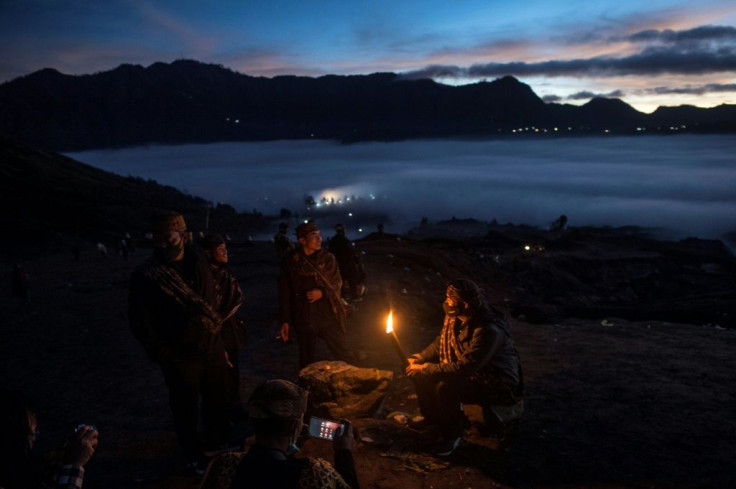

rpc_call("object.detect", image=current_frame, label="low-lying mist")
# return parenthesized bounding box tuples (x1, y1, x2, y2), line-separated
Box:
(67, 135, 735, 239)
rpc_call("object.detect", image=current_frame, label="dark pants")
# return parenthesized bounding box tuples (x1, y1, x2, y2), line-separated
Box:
(413, 372, 518, 439)
(295, 314, 355, 369)
(225, 346, 241, 403)
(221, 322, 242, 405)
(162, 349, 231, 462)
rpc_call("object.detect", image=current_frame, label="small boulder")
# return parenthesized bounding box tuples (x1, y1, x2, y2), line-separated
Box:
(299, 361, 393, 419)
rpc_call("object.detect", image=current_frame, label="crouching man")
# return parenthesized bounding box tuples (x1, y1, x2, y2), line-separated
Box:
(406, 279, 524, 456)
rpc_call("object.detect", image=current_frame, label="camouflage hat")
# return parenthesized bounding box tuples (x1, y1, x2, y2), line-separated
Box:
(296, 220, 319, 239)
(247, 379, 308, 420)
(151, 211, 187, 236)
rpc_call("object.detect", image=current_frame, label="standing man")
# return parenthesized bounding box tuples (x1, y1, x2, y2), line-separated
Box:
(328, 224, 365, 301)
(278, 220, 355, 369)
(199, 233, 246, 413)
(406, 279, 524, 457)
(129, 211, 231, 476)
(273, 222, 294, 263)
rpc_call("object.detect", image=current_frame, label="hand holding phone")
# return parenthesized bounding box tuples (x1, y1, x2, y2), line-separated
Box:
(308, 416, 344, 441)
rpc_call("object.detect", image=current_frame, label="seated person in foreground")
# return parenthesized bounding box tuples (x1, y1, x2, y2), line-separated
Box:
(0, 391, 99, 489)
(226, 379, 359, 489)
(405, 279, 524, 457)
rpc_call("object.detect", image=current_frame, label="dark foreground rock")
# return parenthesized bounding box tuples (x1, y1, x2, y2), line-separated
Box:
(299, 361, 393, 419)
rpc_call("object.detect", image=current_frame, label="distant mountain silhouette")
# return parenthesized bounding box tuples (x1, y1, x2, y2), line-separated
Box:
(0, 133, 267, 258)
(0, 59, 734, 151)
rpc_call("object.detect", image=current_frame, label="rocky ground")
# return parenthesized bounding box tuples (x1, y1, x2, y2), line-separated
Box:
(1, 230, 735, 489)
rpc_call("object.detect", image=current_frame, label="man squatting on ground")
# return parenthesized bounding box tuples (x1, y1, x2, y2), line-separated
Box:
(128, 211, 230, 474)
(278, 220, 355, 369)
(406, 279, 524, 457)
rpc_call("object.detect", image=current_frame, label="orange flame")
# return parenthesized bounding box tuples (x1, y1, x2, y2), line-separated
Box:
(385, 311, 394, 334)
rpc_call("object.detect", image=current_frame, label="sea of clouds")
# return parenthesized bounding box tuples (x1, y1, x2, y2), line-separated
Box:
(67, 134, 735, 240)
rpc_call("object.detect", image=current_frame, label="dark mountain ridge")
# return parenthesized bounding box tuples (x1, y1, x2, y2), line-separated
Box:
(2, 59, 734, 151)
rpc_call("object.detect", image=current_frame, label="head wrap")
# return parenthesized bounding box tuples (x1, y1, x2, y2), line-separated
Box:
(151, 211, 187, 236)
(247, 379, 308, 420)
(446, 279, 484, 309)
(296, 220, 319, 239)
(199, 233, 225, 251)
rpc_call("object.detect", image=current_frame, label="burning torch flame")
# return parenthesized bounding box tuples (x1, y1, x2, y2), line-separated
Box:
(385, 310, 408, 366)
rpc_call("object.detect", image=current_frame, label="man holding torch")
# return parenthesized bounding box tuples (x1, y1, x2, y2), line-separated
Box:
(405, 279, 524, 457)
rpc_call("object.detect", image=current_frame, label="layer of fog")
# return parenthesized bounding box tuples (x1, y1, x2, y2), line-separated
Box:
(67, 135, 735, 239)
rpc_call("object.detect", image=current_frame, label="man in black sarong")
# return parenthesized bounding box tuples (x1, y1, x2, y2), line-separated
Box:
(129, 211, 230, 475)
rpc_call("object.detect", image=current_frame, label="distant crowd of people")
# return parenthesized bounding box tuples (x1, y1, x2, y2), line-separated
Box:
(2, 210, 523, 489)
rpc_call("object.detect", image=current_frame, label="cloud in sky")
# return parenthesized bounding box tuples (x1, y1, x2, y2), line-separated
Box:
(568, 90, 626, 100)
(650, 83, 736, 95)
(543, 83, 735, 104)
(402, 25, 736, 79)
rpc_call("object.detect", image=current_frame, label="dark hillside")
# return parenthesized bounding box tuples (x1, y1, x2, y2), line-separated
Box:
(0, 133, 268, 260)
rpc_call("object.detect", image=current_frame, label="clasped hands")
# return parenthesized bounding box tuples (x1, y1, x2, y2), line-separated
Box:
(405, 354, 429, 377)
(306, 288, 323, 302)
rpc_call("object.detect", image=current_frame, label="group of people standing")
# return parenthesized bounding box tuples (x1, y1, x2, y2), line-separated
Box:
(128, 212, 247, 476)
(127, 212, 366, 480)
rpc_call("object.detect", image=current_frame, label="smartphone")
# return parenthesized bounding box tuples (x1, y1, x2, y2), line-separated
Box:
(308, 416, 344, 441)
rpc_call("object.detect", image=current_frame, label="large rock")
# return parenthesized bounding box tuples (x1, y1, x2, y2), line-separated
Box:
(299, 361, 394, 419)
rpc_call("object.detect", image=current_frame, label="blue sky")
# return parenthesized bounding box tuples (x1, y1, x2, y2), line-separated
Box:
(1, 0, 735, 112)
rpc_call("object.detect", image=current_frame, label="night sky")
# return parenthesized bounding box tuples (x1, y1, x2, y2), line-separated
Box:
(1, 0, 735, 112)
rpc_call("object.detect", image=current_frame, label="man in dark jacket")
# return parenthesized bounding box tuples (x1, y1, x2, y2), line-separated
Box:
(278, 220, 355, 369)
(406, 279, 523, 456)
(129, 211, 230, 475)
(273, 222, 294, 263)
(328, 224, 365, 301)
